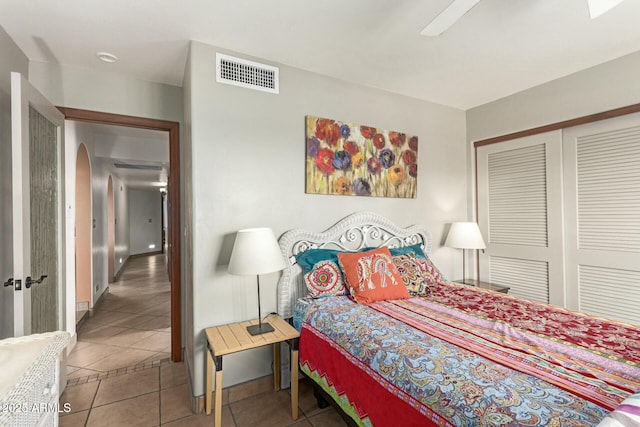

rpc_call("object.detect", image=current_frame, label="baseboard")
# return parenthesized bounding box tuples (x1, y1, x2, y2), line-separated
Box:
(90, 286, 109, 316)
(184, 348, 205, 414)
(113, 256, 130, 281)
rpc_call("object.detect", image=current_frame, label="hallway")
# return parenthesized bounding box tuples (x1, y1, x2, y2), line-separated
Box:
(59, 254, 187, 426)
(67, 254, 172, 380)
(59, 253, 346, 426)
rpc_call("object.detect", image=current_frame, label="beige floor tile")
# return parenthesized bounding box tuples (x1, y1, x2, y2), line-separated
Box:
(143, 351, 172, 364)
(58, 409, 89, 427)
(93, 367, 160, 407)
(130, 331, 171, 352)
(231, 390, 297, 427)
(160, 383, 193, 424)
(136, 315, 172, 331)
(77, 324, 129, 345)
(84, 347, 159, 372)
(307, 408, 349, 426)
(139, 304, 171, 317)
(66, 342, 123, 368)
(67, 367, 103, 380)
(104, 328, 157, 347)
(160, 362, 188, 390)
(105, 313, 159, 329)
(289, 419, 314, 426)
(59, 381, 99, 414)
(228, 375, 273, 403)
(161, 410, 227, 427)
(86, 392, 159, 427)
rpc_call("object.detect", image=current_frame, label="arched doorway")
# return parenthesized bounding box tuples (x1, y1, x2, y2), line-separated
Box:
(107, 176, 115, 283)
(75, 144, 92, 317)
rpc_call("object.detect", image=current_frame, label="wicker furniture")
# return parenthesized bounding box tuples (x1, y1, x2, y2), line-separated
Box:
(0, 332, 70, 427)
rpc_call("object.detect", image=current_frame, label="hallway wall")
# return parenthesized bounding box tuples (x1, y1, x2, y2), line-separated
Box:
(64, 121, 132, 335)
(129, 189, 162, 255)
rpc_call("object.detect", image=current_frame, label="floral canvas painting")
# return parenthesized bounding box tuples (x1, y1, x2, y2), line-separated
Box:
(305, 116, 418, 198)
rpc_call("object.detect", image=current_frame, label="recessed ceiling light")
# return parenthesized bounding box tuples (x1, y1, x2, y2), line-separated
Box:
(96, 51, 118, 63)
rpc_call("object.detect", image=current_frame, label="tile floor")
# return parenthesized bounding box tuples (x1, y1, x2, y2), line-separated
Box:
(59, 254, 347, 426)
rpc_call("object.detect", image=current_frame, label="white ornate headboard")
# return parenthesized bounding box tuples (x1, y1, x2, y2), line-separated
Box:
(277, 211, 432, 318)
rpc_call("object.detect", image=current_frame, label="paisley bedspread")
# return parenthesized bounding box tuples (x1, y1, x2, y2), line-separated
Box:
(298, 282, 640, 426)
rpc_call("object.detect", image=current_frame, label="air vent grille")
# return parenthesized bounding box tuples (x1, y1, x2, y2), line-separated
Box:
(114, 163, 162, 171)
(216, 53, 279, 94)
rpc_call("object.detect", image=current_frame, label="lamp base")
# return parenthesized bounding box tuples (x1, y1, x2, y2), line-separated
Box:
(246, 322, 274, 336)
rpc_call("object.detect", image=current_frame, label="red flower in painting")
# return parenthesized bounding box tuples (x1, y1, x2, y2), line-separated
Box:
(344, 140, 359, 155)
(360, 126, 376, 139)
(408, 163, 417, 178)
(389, 132, 406, 148)
(325, 123, 340, 146)
(315, 148, 336, 175)
(402, 150, 416, 165)
(314, 119, 340, 146)
(373, 133, 386, 149)
(315, 119, 333, 140)
(408, 136, 418, 151)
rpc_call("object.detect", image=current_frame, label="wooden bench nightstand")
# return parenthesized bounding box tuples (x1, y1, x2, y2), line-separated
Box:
(455, 279, 510, 294)
(204, 314, 300, 427)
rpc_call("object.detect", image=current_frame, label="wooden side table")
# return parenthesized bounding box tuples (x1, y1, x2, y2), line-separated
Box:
(204, 315, 300, 427)
(455, 279, 510, 294)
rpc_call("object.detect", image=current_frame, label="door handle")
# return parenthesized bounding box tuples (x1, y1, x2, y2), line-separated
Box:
(3, 278, 13, 287)
(25, 275, 47, 289)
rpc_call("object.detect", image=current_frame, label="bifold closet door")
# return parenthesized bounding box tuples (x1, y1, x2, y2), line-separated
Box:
(477, 131, 565, 305)
(563, 112, 640, 324)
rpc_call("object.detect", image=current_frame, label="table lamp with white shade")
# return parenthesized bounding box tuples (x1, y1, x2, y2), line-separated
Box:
(444, 222, 486, 285)
(228, 227, 286, 336)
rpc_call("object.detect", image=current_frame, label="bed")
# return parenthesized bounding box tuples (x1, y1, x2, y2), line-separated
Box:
(277, 212, 640, 427)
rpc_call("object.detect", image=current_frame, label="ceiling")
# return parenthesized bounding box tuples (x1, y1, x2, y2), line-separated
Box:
(2, 0, 640, 110)
(83, 122, 169, 191)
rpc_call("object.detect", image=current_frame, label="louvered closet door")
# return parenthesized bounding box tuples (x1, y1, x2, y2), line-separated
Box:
(477, 131, 565, 305)
(563, 112, 640, 324)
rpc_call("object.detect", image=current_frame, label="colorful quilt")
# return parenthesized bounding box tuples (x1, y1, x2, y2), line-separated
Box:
(298, 282, 640, 426)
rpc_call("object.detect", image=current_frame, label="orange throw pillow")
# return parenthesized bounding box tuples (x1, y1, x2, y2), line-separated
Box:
(337, 247, 410, 304)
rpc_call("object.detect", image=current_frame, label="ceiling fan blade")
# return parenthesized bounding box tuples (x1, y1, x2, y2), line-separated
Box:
(420, 0, 481, 37)
(587, 0, 625, 19)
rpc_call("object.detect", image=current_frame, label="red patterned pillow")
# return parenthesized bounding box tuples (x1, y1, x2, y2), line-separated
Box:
(415, 256, 446, 288)
(337, 247, 410, 304)
(304, 260, 348, 298)
(393, 254, 430, 295)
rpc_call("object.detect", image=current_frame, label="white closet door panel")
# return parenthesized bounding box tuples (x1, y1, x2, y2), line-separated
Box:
(490, 256, 549, 303)
(563, 112, 640, 322)
(487, 144, 548, 247)
(579, 265, 640, 325)
(477, 131, 564, 306)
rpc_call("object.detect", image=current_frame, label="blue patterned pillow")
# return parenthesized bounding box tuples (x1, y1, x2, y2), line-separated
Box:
(295, 248, 343, 273)
(388, 243, 427, 259)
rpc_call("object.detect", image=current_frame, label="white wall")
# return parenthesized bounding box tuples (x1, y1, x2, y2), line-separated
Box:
(128, 189, 162, 255)
(186, 41, 468, 395)
(467, 50, 640, 142)
(29, 61, 183, 123)
(0, 26, 29, 339)
(113, 176, 130, 276)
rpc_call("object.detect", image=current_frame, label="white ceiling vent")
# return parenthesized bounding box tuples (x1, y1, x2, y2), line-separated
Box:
(216, 53, 279, 94)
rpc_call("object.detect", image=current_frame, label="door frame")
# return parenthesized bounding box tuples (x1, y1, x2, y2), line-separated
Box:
(58, 107, 182, 362)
